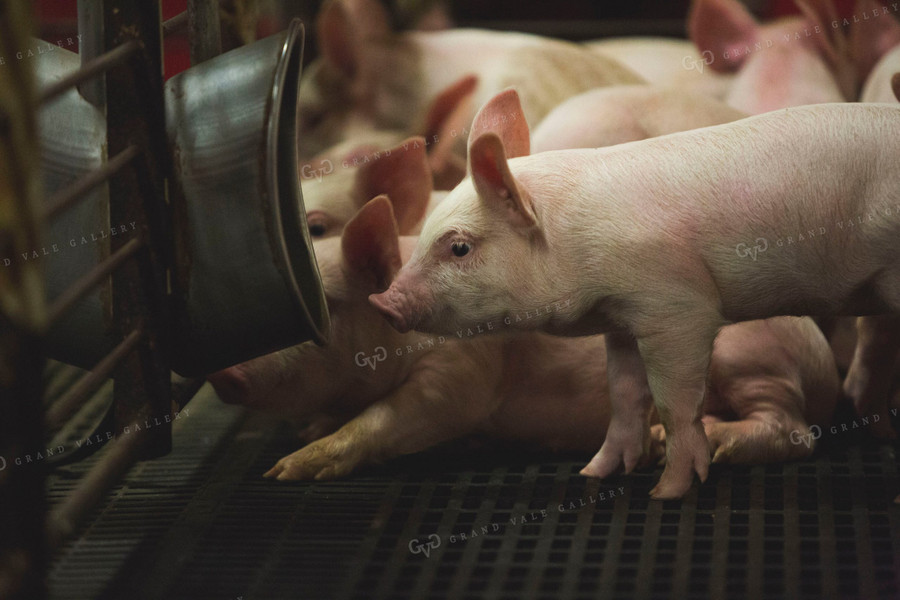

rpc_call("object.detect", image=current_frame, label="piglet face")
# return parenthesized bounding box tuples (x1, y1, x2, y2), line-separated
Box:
(370, 149, 558, 335)
(371, 89, 570, 335)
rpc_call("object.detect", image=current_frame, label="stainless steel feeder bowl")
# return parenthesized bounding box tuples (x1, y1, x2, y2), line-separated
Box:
(34, 19, 330, 376)
(166, 19, 329, 375)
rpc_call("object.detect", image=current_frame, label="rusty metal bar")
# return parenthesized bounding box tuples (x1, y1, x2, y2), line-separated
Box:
(188, 0, 222, 64)
(103, 0, 173, 460)
(45, 430, 148, 550)
(45, 328, 144, 430)
(46, 237, 143, 326)
(39, 39, 139, 106)
(43, 144, 140, 221)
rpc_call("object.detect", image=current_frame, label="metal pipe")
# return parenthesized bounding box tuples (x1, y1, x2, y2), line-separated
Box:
(76, 0, 105, 108)
(45, 328, 144, 430)
(39, 40, 139, 106)
(45, 430, 147, 550)
(47, 237, 143, 326)
(162, 10, 188, 36)
(43, 144, 139, 221)
(188, 0, 222, 64)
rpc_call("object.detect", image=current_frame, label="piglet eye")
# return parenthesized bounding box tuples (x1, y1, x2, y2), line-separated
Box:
(451, 241, 470, 257)
(309, 223, 327, 237)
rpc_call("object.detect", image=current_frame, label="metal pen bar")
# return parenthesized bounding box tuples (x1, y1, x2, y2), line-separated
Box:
(103, 0, 172, 460)
(45, 328, 144, 430)
(162, 10, 188, 36)
(188, 0, 222, 64)
(45, 430, 148, 551)
(39, 39, 139, 106)
(47, 237, 143, 326)
(43, 145, 140, 221)
(77, 0, 105, 108)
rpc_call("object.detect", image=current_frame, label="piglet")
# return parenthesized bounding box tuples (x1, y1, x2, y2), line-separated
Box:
(301, 136, 434, 239)
(586, 37, 735, 100)
(854, 0, 900, 102)
(209, 197, 839, 482)
(370, 89, 900, 499)
(297, 0, 643, 159)
(531, 85, 746, 152)
(689, 0, 860, 113)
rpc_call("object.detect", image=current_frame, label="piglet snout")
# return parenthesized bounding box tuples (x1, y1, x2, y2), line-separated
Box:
(369, 289, 412, 333)
(207, 365, 253, 405)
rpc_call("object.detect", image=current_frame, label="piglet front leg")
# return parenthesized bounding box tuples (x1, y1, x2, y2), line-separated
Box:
(264, 345, 502, 481)
(636, 319, 721, 499)
(581, 332, 653, 478)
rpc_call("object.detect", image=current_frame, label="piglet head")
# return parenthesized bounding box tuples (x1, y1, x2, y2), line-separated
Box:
(370, 89, 558, 335)
(210, 194, 408, 415)
(297, 0, 399, 158)
(302, 135, 433, 239)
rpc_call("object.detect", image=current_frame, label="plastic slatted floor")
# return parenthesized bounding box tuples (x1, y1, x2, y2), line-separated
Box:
(46, 387, 900, 600)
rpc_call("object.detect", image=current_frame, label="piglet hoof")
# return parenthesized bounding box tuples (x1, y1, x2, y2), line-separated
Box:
(646, 424, 668, 466)
(843, 372, 898, 440)
(581, 421, 650, 478)
(263, 436, 361, 481)
(649, 426, 710, 500)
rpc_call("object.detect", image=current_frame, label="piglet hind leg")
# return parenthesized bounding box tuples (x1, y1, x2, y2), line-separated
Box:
(582, 332, 654, 479)
(637, 324, 720, 500)
(843, 315, 900, 439)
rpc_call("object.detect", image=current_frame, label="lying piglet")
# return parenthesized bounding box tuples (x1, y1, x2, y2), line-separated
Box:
(209, 197, 838, 482)
(370, 89, 900, 499)
(297, 0, 642, 159)
(531, 85, 746, 152)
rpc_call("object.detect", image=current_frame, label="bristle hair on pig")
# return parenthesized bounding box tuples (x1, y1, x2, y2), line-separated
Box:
(370, 88, 900, 499)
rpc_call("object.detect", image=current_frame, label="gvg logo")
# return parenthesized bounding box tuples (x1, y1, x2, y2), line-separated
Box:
(682, 50, 714, 73)
(300, 159, 334, 183)
(355, 346, 387, 371)
(735, 237, 768, 261)
(409, 534, 441, 558)
(789, 424, 822, 448)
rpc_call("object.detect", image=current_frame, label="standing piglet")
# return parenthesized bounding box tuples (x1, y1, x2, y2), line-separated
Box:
(209, 197, 839, 482)
(370, 89, 900, 499)
(296, 0, 643, 159)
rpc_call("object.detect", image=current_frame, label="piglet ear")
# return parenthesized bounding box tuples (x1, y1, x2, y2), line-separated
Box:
(850, 0, 900, 83)
(422, 75, 479, 189)
(469, 133, 536, 228)
(317, 0, 390, 79)
(317, 0, 358, 77)
(342, 195, 402, 290)
(688, 0, 760, 73)
(795, 0, 857, 100)
(355, 137, 433, 235)
(891, 72, 900, 101)
(468, 89, 530, 159)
